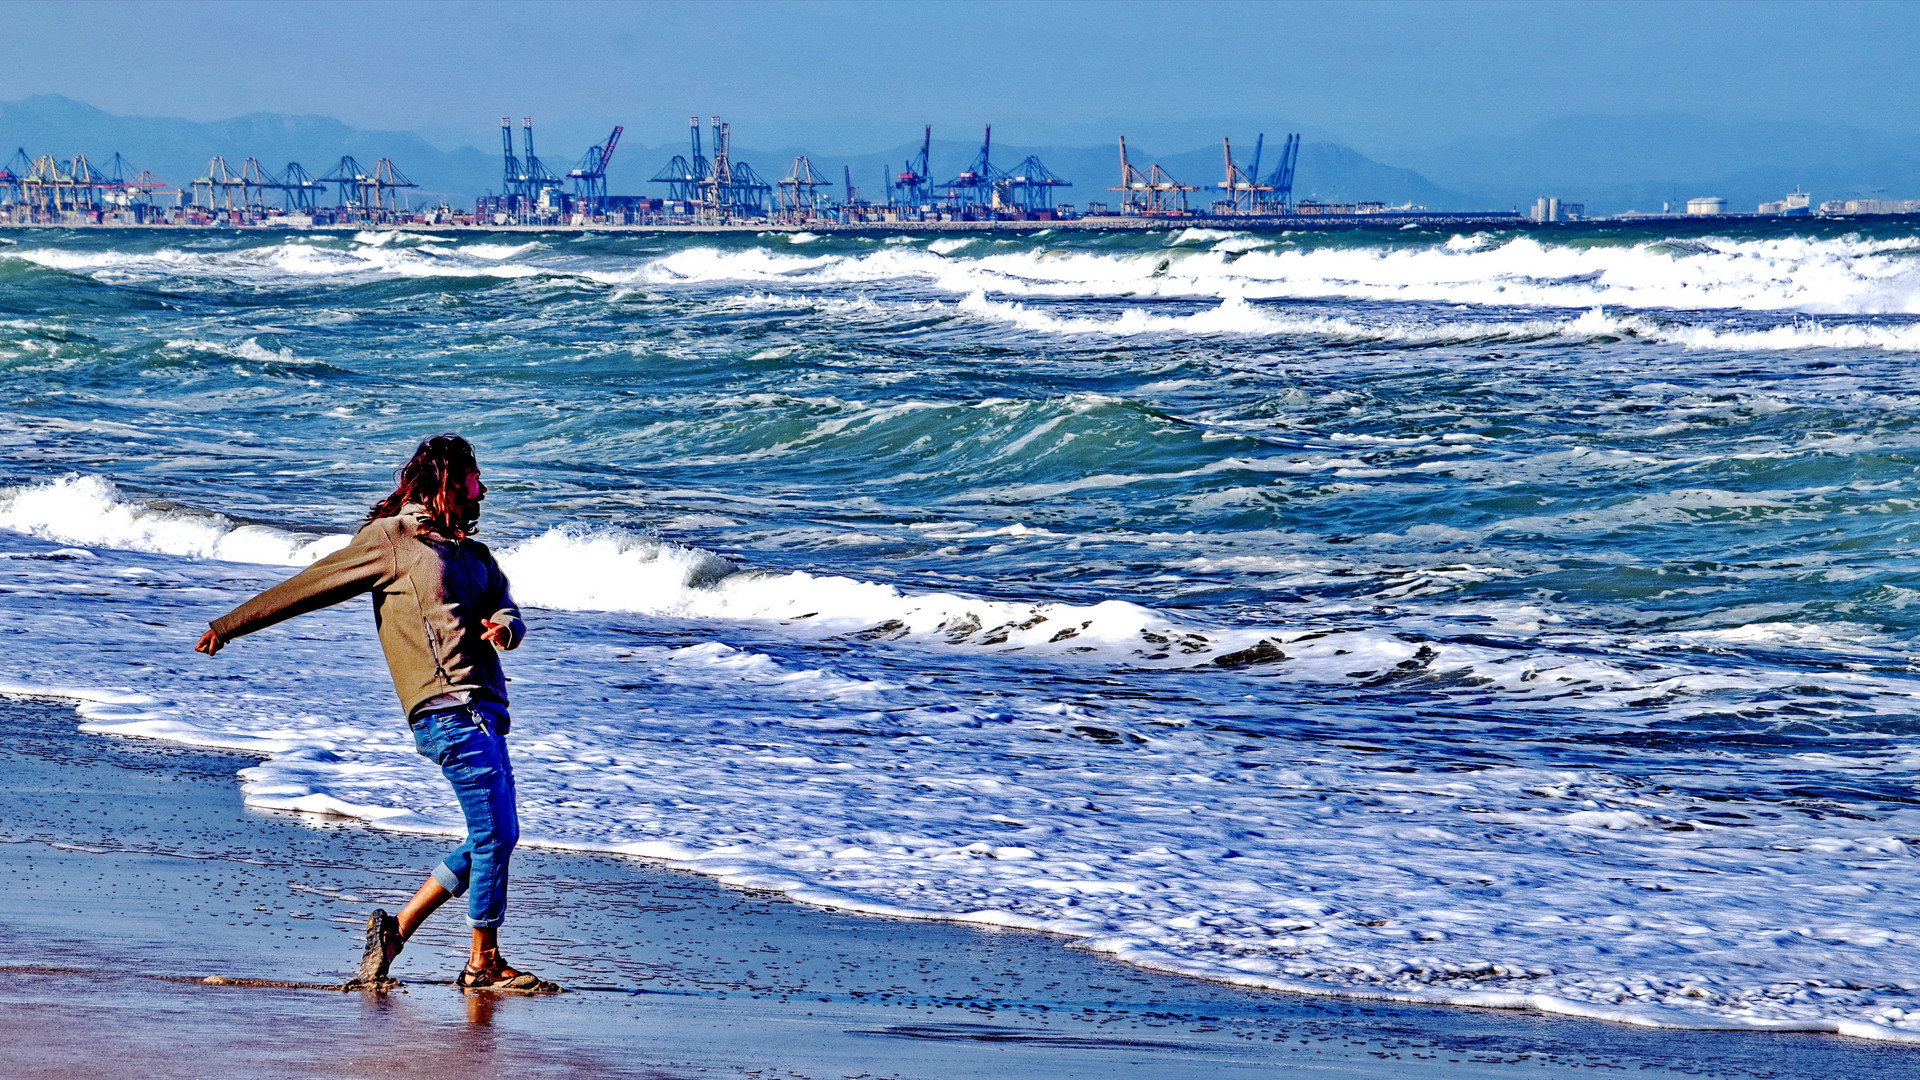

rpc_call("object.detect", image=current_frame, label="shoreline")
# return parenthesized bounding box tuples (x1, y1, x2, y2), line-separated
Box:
(1, 693, 1913, 1078)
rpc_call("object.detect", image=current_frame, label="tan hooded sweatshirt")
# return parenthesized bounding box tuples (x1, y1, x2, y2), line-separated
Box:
(208, 505, 525, 718)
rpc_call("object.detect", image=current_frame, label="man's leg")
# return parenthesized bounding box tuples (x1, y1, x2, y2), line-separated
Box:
(397, 877, 452, 939)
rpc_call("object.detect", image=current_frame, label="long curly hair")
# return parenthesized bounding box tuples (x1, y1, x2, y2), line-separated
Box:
(365, 433, 482, 536)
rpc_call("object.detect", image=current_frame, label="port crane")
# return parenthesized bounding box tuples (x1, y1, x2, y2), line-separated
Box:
(649, 117, 708, 202)
(1259, 134, 1300, 214)
(191, 156, 242, 211)
(1112, 136, 1196, 215)
(1217, 135, 1272, 214)
(518, 118, 564, 210)
(239, 157, 277, 211)
(0, 148, 29, 206)
(22, 154, 76, 213)
(316, 156, 416, 215)
(66, 155, 100, 210)
(894, 124, 932, 206)
(278, 162, 326, 211)
(569, 125, 622, 214)
(940, 125, 997, 214)
(776, 155, 830, 222)
(97, 153, 166, 208)
(499, 118, 524, 216)
(995, 156, 1070, 212)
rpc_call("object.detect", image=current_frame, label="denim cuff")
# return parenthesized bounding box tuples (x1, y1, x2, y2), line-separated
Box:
(432, 860, 468, 897)
(467, 914, 504, 929)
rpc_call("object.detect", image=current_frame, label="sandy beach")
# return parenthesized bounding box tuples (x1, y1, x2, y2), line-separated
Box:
(0, 694, 1909, 1080)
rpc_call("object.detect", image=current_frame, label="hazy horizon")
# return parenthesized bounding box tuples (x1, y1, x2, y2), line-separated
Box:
(2, 1, 1915, 160)
(8, 90, 1920, 217)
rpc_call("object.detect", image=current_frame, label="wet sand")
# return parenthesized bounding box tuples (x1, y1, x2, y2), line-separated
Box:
(0, 695, 1911, 1080)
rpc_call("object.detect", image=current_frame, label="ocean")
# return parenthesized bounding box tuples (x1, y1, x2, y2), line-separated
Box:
(3, 222, 1920, 1039)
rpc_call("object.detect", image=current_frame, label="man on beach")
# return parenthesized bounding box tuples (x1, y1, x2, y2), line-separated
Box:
(193, 434, 557, 992)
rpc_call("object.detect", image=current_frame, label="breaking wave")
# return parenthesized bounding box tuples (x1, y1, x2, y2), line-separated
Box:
(9, 230, 1920, 320)
(3, 473, 1910, 722)
(639, 232, 1920, 316)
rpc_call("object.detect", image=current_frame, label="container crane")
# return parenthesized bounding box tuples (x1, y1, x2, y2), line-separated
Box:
(191, 156, 243, 212)
(1112, 136, 1195, 215)
(0, 148, 30, 207)
(776, 156, 830, 222)
(940, 125, 998, 215)
(96, 153, 163, 208)
(1217, 135, 1272, 214)
(238, 157, 277, 211)
(318, 156, 375, 210)
(1260, 134, 1301, 214)
(519, 118, 564, 211)
(370, 158, 418, 213)
(499, 118, 524, 215)
(995, 155, 1069, 212)
(278, 162, 325, 211)
(894, 124, 932, 206)
(569, 125, 622, 215)
(23, 154, 76, 214)
(66, 155, 99, 210)
(649, 116, 708, 203)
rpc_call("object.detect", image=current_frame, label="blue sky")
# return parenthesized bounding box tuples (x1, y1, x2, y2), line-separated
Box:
(2, 0, 1915, 158)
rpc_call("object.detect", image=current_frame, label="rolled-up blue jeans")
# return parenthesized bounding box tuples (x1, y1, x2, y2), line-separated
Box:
(410, 699, 517, 929)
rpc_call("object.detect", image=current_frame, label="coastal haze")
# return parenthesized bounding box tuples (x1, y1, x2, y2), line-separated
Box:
(5, 2, 1920, 1074)
(10, 94, 1920, 218)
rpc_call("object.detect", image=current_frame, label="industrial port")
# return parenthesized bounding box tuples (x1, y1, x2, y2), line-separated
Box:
(0, 114, 1909, 232)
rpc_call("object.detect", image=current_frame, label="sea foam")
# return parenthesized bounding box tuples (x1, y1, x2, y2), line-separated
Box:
(0, 474, 346, 564)
(0, 475, 1774, 696)
(11, 230, 1920, 321)
(5, 526, 1920, 1042)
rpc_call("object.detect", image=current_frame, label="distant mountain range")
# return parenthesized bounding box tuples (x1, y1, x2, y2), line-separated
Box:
(0, 95, 495, 203)
(0, 95, 1462, 211)
(4, 95, 1918, 216)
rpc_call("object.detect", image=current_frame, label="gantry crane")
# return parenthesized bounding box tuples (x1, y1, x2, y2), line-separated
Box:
(776, 155, 830, 222)
(649, 116, 707, 202)
(1112, 136, 1196, 215)
(499, 117, 524, 215)
(278, 162, 325, 211)
(940, 125, 999, 216)
(519, 118, 564, 211)
(1259, 134, 1301, 214)
(994, 155, 1070, 213)
(568, 125, 623, 215)
(894, 124, 932, 206)
(1217, 135, 1272, 214)
(239, 157, 277, 211)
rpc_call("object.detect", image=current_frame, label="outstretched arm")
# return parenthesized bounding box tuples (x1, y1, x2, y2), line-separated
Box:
(194, 524, 395, 656)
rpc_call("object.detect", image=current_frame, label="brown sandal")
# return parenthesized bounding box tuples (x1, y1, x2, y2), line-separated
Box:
(457, 950, 561, 993)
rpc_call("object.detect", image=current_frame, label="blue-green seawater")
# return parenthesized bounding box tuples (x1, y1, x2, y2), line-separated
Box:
(4, 222, 1920, 1036)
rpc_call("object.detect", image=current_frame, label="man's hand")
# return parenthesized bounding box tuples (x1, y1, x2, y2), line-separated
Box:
(195, 627, 224, 656)
(480, 619, 510, 650)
